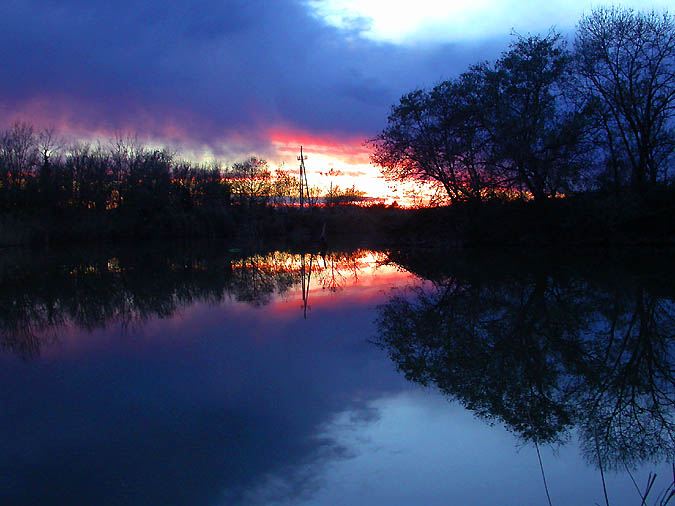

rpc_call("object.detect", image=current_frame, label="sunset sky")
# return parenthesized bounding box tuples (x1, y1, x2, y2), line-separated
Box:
(2, 0, 670, 200)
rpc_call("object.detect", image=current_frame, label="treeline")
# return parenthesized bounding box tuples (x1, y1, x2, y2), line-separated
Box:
(0, 124, 370, 244)
(0, 124, 237, 243)
(0, 125, 229, 213)
(371, 7, 674, 204)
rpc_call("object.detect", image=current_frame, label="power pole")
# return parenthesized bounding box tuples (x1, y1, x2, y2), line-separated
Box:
(297, 146, 310, 208)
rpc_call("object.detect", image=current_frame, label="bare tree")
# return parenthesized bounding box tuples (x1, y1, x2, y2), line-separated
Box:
(575, 7, 675, 192)
(36, 128, 64, 206)
(370, 80, 494, 205)
(228, 157, 272, 207)
(0, 122, 40, 209)
(271, 166, 299, 206)
(483, 33, 590, 201)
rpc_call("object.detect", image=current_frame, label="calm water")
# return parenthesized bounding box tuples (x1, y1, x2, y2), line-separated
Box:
(0, 244, 673, 506)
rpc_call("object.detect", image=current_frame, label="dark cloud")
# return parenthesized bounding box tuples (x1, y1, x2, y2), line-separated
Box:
(0, 0, 506, 153)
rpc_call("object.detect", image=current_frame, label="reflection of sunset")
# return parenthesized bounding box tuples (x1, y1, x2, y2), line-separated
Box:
(231, 249, 392, 277)
(231, 249, 415, 310)
(8, 249, 420, 360)
(222, 249, 420, 324)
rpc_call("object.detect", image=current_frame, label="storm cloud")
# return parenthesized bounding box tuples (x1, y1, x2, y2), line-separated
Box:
(0, 0, 505, 157)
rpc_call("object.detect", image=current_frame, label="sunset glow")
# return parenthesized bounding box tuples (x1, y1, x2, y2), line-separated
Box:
(268, 128, 393, 203)
(1, 0, 670, 205)
(2, 1, 673, 504)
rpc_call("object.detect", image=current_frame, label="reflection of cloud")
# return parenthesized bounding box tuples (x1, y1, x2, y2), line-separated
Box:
(0, 248, 409, 506)
(233, 399, 384, 506)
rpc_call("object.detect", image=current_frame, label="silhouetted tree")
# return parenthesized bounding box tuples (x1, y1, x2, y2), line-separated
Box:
(36, 128, 62, 209)
(0, 122, 39, 209)
(575, 7, 675, 192)
(229, 157, 272, 207)
(271, 167, 300, 206)
(324, 184, 366, 206)
(482, 33, 590, 200)
(370, 75, 496, 205)
(371, 32, 589, 202)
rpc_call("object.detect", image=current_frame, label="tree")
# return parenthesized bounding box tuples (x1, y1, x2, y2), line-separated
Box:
(324, 183, 366, 206)
(0, 122, 39, 209)
(370, 79, 493, 205)
(575, 7, 675, 193)
(36, 128, 63, 208)
(370, 32, 589, 203)
(65, 143, 115, 211)
(482, 33, 590, 200)
(271, 167, 299, 206)
(228, 157, 272, 207)
(429, 69, 501, 202)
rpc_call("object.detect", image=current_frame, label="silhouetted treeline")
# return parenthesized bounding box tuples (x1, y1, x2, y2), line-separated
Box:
(0, 126, 241, 243)
(371, 8, 674, 208)
(377, 248, 675, 470)
(385, 190, 675, 246)
(0, 125, 379, 245)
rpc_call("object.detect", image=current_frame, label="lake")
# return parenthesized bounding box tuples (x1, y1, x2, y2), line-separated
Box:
(0, 243, 673, 505)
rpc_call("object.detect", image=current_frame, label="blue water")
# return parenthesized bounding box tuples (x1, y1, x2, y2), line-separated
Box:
(0, 247, 672, 505)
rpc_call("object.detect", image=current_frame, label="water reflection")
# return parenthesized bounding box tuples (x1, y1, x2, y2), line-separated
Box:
(376, 249, 675, 472)
(0, 245, 408, 506)
(0, 245, 390, 358)
(1, 245, 673, 505)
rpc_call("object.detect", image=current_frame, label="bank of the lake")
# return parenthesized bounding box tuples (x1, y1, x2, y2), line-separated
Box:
(1, 186, 675, 249)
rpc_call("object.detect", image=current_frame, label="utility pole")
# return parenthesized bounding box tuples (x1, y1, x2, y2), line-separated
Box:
(297, 146, 310, 208)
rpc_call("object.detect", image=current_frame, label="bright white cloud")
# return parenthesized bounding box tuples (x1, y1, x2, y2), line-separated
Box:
(308, 0, 673, 44)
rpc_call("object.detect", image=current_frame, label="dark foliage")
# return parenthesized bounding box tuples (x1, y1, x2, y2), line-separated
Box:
(376, 248, 675, 468)
(371, 7, 674, 203)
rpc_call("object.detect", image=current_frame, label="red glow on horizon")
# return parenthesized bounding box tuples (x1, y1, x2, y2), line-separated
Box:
(267, 126, 408, 202)
(268, 126, 372, 165)
(1, 96, 431, 204)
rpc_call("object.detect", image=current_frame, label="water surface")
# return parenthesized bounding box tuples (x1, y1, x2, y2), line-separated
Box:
(0, 245, 672, 505)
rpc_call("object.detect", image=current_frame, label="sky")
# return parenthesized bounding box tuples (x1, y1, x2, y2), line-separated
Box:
(1, 0, 670, 200)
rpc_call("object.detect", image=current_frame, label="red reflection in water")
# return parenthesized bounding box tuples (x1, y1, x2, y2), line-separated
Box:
(25, 250, 419, 360)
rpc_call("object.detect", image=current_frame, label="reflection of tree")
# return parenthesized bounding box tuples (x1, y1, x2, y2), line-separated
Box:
(230, 253, 296, 307)
(580, 287, 675, 470)
(0, 247, 231, 358)
(376, 250, 675, 469)
(0, 247, 385, 358)
(317, 251, 361, 293)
